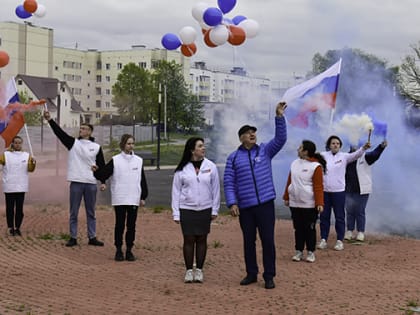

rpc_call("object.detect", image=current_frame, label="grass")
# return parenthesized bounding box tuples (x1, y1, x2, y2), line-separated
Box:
(37, 232, 70, 241)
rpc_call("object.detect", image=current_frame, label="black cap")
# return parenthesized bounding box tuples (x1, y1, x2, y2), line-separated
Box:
(238, 125, 257, 137)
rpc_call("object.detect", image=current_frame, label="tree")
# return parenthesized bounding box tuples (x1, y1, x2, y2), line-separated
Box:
(311, 48, 398, 116)
(153, 61, 204, 132)
(398, 41, 420, 107)
(19, 90, 42, 126)
(112, 63, 155, 125)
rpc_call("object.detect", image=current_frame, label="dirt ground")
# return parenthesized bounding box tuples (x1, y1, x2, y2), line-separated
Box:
(0, 202, 420, 315)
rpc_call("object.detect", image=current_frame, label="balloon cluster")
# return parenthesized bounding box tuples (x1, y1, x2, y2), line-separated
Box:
(161, 0, 259, 57)
(15, 0, 46, 19)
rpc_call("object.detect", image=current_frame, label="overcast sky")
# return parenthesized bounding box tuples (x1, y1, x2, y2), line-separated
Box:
(1, 0, 419, 82)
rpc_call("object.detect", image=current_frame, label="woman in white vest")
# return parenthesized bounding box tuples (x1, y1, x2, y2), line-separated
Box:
(283, 140, 326, 263)
(171, 137, 220, 283)
(95, 134, 148, 262)
(0, 136, 36, 236)
(344, 140, 387, 242)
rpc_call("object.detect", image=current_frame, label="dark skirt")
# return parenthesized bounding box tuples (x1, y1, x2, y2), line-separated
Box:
(180, 208, 212, 236)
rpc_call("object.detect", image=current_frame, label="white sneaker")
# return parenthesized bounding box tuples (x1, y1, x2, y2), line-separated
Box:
(334, 240, 344, 251)
(356, 232, 365, 242)
(292, 250, 303, 262)
(306, 251, 316, 263)
(194, 268, 203, 283)
(317, 239, 327, 250)
(184, 269, 194, 283)
(344, 230, 353, 240)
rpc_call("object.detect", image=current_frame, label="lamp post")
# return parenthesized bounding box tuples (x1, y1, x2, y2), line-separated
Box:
(156, 83, 162, 170)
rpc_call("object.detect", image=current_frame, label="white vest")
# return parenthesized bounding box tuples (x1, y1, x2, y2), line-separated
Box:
(110, 152, 143, 206)
(67, 139, 100, 184)
(2, 151, 30, 193)
(356, 154, 373, 194)
(287, 158, 320, 208)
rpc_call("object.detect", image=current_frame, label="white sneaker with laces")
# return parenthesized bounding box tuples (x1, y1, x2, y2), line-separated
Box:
(184, 269, 194, 283)
(292, 250, 303, 262)
(334, 240, 344, 251)
(344, 230, 353, 240)
(356, 232, 365, 242)
(317, 239, 327, 250)
(306, 251, 316, 263)
(194, 268, 203, 283)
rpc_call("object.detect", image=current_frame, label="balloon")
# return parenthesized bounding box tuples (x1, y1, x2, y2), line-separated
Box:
(217, 0, 237, 14)
(232, 15, 247, 25)
(161, 33, 182, 50)
(222, 17, 233, 25)
(199, 22, 211, 31)
(181, 43, 197, 57)
(0, 51, 10, 68)
(15, 5, 32, 19)
(238, 19, 259, 38)
(192, 2, 209, 23)
(203, 30, 217, 48)
(227, 25, 246, 46)
(34, 4, 46, 17)
(209, 25, 229, 46)
(23, 0, 38, 14)
(179, 26, 197, 45)
(203, 7, 223, 27)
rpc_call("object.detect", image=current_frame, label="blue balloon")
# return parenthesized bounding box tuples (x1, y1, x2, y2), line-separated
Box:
(203, 7, 223, 27)
(15, 4, 32, 19)
(161, 33, 182, 50)
(217, 0, 237, 14)
(232, 15, 247, 25)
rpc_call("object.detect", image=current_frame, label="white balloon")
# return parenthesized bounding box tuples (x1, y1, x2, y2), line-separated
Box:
(209, 25, 229, 46)
(238, 19, 259, 38)
(34, 4, 46, 18)
(192, 2, 209, 23)
(199, 22, 211, 31)
(179, 26, 197, 45)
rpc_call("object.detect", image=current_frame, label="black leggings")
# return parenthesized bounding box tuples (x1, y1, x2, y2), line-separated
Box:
(114, 205, 138, 249)
(183, 234, 208, 270)
(5, 192, 25, 229)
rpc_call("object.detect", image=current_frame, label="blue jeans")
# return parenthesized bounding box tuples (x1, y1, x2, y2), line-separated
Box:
(345, 192, 369, 232)
(320, 191, 346, 241)
(239, 200, 276, 281)
(69, 182, 97, 239)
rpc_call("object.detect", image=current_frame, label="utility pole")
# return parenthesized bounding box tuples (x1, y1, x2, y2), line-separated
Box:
(156, 83, 162, 170)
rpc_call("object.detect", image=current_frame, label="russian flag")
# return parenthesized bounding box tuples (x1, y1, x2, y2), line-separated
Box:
(282, 58, 342, 128)
(0, 77, 25, 147)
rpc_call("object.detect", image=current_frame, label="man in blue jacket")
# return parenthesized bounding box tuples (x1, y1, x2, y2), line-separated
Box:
(224, 102, 287, 289)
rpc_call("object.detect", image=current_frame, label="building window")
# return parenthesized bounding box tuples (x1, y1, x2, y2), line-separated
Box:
(106, 63, 111, 70)
(96, 87, 101, 95)
(55, 66, 58, 71)
(106, 76, 110, 82)
(96, 100, 101, 108)
(96, 75, 102, 82)
(96, 112, 101, 119)
(87, 70, 90, 74)
(117, 63, 122, 69)
(139, 62, 146, 68)
(106, 89, 110, 95)
(96, 61, 102, 70)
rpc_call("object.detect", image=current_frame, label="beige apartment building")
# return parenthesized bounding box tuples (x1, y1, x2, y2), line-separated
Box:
(0, 21, 188, 124)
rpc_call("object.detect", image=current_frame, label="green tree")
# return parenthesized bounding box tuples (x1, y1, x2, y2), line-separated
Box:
(398, 41, 420, 107)
(18, 90, 42, 126)
(112, 63, 155, 125)
(153, 60, 204, 132)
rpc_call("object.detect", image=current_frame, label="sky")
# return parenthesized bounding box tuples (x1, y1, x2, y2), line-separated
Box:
(1, 0, 419, 83)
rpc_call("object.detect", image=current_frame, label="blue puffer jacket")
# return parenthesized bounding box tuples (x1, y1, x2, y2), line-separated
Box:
(224, 116, 287, 209)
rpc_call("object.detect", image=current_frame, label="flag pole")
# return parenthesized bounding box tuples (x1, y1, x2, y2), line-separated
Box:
(24, 123, 34, 157)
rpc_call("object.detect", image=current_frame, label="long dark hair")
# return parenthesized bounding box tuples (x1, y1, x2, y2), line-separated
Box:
(302, 140, 327, 173)
(325, 135, 342, 151)
(175, 137, 204, 172)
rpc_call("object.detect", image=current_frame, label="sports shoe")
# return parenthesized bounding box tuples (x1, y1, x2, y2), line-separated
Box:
(317, 239, 327, 250)
(334, 240, 344, 251)
(184, 269, 194, 283)
(194, 268, 203, 283)
(306, 251, 316, 263)
(356, 232, 365, 242)
(88, 237, 104, 246)
(344, 230, 353, 240)
(65, 238, 77, 247)
(292, 250, 303, 262)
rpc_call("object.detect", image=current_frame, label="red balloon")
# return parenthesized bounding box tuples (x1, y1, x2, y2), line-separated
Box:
(0, 51, 10, 68)
(181, 43, 197, 57)
(23, 0, 38, 13)
(228, 25, 246, 46)
(203, 29, 217, 48)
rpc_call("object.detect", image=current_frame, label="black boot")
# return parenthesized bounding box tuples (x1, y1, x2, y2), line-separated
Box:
(125, 248, 136, 261)
(115, 248, 124, 261)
